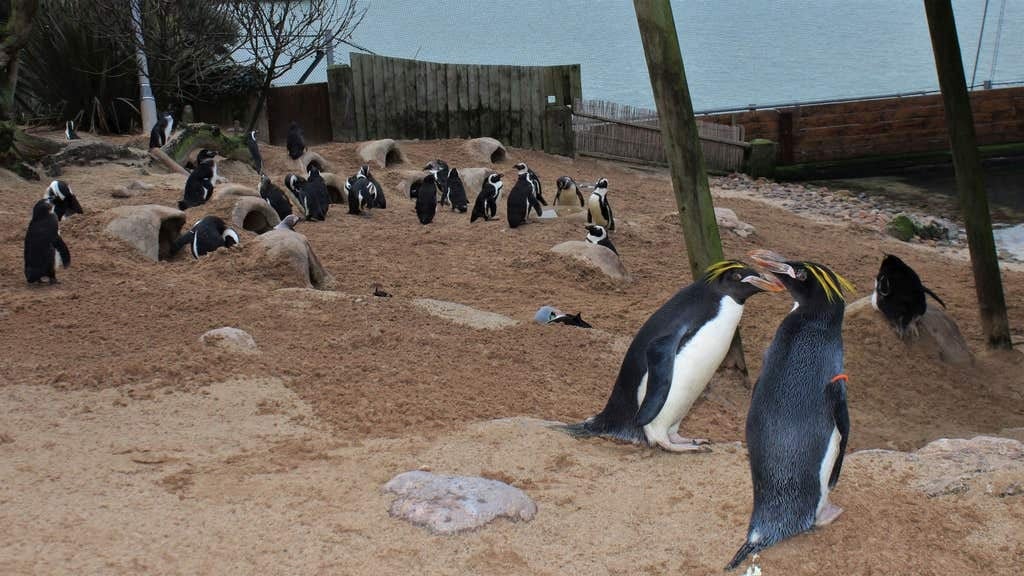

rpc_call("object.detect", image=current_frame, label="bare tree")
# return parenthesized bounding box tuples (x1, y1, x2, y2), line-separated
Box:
(230, 0, 365, 131)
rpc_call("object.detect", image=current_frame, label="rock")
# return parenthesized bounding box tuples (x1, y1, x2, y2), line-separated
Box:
(714, 207, 756, 238)
(396, 169, 431, 198)
(291, 150, 335, 175)
(199, 327, 257, 353)
(320, 172, 348, 204)
(456, 167, 499, 197)
(463, 137, 508, 164)
(551, 241, 630, 283)
(251, 229, 332, 289)
(211, 183, 259, 201)
(412, 299, 518, 330)
(357, 139, 405, 169)
(104, 205, 186, 261)
(231, 196, 281, 234)
(920, 217, 957, 242)
(886, 214, 917, 242)
(42, 141, 149, 177)
(912, 436, 1024, 498)
(845, 296, 972, 365)
(383, 471, 537, 534)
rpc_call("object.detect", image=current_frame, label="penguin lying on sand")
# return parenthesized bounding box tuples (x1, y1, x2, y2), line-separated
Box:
(178, 149, 217, 210)
(534, 305, 592, 328)
(584, 224, 616, 255)
(149, 111, 174, 149)
(259, 174, 292, 220)
(24, 199, 70, 284)
(564, 260, 784, 451)
(587, 178, 615, 230)
(470, 173, 502, 222)
(726, 249, 855, 571)
(507, 170, 542, 228)
(65, 121, 80, 141)
(45, 180, 83, 221)
(172, 215, 239, 259)
(246, 130, 263, 174)
(287, 121, 306, 160)
(416, 172, 438, 224)
(554, 176, 585, 207)
(871, 254, 945, 337)
(444, 168, 469, 212)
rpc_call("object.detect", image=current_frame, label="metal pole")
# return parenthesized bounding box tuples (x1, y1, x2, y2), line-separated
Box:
(131, 0, 157, 133)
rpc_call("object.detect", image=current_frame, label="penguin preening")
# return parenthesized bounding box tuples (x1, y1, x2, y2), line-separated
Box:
(514, 163, 546, 206)
(554, 176, 585, 207)
(301, 167, 330, 221)
(726, 249, 855, 571)
(172, 215, 240, 259)
(416, 172, 439, 225)
(286, 121, 306, 160)
(425, 160, 450, 196)
(507, 170, 542, 228)
(65, 121, 80, 141)
(148, 111, 174, 149)
(871, 254, 946, 336)
(178, 149, 217, 210)
(470, 173, 503, 222)
(24, 199, 71, 284)
(345, 174, 377, 215)
(246, 130, 263, 175)
(444, 168, 469, 212)
(563, 261, 784, 452)
(45, 180, 83, 221)
(259, 174, 293, 220)
(584, 224, 617, 255)
(587, 178, 615, 231)
(354, 164, 386, 208)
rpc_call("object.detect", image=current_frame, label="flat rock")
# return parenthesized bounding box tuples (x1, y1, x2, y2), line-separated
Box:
(383, 471, 537, 534)
(412, 299, 518, 330)
(912, 436, 1024, 498)
(715, 207, 756, 238)
(199, 327, 257, 353)
(550, 241, 630, 283)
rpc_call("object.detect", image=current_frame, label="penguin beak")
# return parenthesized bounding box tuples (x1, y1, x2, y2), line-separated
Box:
(748, 249, 797, 278)
(741, 274, 786, 292)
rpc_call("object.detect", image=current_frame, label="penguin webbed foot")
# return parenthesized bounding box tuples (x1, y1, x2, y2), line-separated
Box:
(814, 502, 844, 527)
(656, 435, 711, 453)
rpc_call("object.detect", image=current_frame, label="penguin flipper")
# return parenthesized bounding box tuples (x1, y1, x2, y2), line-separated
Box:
(171, 231, 194, 256)
(53, 236, 71, 268)
(827, 378, 850, 489)
(635, 333, 688, 426)
(923, 286, 946, 309)
(576, 190, 585, 207)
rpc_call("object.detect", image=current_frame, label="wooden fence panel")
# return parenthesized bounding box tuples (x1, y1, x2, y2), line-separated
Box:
(352, 56, 367, 140)
(266, 83, 332, 146)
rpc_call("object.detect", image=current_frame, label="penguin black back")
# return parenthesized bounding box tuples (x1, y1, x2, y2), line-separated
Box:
(446, 168, 469, 212)
(65, 121, 80, 140)
(871, 254, 945, 336)
(259, 174, 292, 220)
(287, 121, 306, 160)
(246, 130, 263, 174)
(359, 165, 386, 208)
(506, 172, 534, 228)
(416, 173, 438, 224)
(178, 149, 217, 210)
(45, 180, 83, 221)
(148, 112, 173, 148)
(471, 173, 503, 222)
(302, 167, 329, 221)
(172, 215, 240, 259)
(24, 199, 70, 284)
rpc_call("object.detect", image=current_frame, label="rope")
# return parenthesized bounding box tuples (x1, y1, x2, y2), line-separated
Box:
(970, 0, 989, 90)
(989, 0, 1007, 84)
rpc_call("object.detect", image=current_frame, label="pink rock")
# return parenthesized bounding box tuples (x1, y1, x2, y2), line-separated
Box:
(384, 471, 537, 534)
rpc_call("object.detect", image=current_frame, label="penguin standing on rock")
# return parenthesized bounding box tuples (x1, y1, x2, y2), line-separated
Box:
(286, 121, 306, 160)
(45, 180, 83, 221)
(24, 199, 70, 284)
(148, 111, 174, 149)
(470, 173, 502, 222)
(587, 178, 615, 230)
(563, 261, 784, 451)
(554, 176, 585, 207)
(246, 130, 263, 174)
(172, 215, 240, 259)
(445, 168, 469, 212)
(725, 249, 855, 571)
(507, 170, 542, 228)
(416, 172, 438, 224)
(871, 254, 945, 336)
(178, 149, 216, 210)
(259, 174, 292, 220)
(65, 121, 80, 140)
(585, 224, 617, 255)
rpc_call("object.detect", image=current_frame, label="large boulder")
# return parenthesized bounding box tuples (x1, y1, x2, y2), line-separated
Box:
(551, 240, 630, 283)
(104, 205, 186, 261)
(251, 229, 332, 289)
(384, 471, 537, 534)
(358, 139, 405, 169)
(463, 137, 508, 164)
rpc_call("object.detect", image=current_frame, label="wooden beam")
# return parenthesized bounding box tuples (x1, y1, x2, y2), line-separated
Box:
(924, 0, 1012, 349)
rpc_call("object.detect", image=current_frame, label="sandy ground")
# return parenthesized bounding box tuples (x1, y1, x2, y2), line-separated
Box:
(1, 135, 1023, 574)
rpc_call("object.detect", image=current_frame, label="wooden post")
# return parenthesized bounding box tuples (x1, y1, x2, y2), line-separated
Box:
(633, 0, 748, 377)
(924, 0, 1012, 349)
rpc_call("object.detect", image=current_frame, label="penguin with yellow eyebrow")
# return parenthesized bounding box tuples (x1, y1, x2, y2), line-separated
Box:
(727, 249, 855, 571)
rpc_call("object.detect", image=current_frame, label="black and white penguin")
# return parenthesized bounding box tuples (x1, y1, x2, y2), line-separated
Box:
(534, 306, 593, 329)
(514, 162, 546, 206)
(345, 175, 376, 215)
(259, 174, 292, 220)
(587, 178, 615, 231)
(416, 172, 438, 225)
(554, 175, 585, 207)
(246, 130, 263, 174)
(285, 173, 307, 196)
(178, 149, 216, 210)
(65, 121, 80, 140)
(425, 160, 450, 196)
(507, 171, 542, 228)
(584, 224, 617, 255)
(301, 167, 330, 221)
(726, 249, 855, 571)
(564, 261, 784, 451)
(445, 168, 469, 212)
(171, 215, 240, 259)
(24, 199, 70, 284)
(44, 180, 83, 221)
(871, 254, 946, 336)
(353, 164, 385, 208)
(470, 173, 503, 222)
(286, 121, 306, 160)
(148, 111, 174, 149)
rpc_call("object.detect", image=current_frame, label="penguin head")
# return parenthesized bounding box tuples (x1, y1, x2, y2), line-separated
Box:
(32, 198, 55, 220)
(307, 166, 322, 180)
(358, 164, 371, 178)
(593, 178, 609, 194)
(514, 162, 529, 175)
(584, 224, 607, 242)
(749, 249, 855, 309)
(285, 173, 306, 193)
(196, 149, 217, 165)
(222, 228, 240, 248)
(249, 130, 258, 142)
(704, 260, 786, 303)
(487, 172, 503, 191)
(46, 180, 83, 217)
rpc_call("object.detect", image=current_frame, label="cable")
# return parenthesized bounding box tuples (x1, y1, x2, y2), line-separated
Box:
(970, 0, 989, 90)
(989, 0, 1007, 84)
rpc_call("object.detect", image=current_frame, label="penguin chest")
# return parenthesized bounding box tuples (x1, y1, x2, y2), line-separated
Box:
(588, 195, 604, 224)
(638, 298, 744, 431)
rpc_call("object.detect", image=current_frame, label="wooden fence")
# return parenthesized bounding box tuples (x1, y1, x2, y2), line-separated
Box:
(265, 83, 332, 146)
(572, 100, 748, 173)
(340, 54, 582, 149)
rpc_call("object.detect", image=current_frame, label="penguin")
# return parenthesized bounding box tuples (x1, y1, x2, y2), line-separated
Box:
(445, 168, 469, 212)
(507, 171, 542, 228)
(275, 214, 300, 231)
(148, 111, 174, 149)
(425, 160, 450, 196)
(246, 130, 263, 174)
(285, 173, 307, 195)
(871, 254, 946, 336)
(345, 175, 376, 215)
(24, 199, 70, 284)
(259, 174, 292, 220)
(44, 180, 83, 221)
(171, 215, 240, 259)
(286, 121, 306, 160)
(350, 164, 385, 209)
(587, 178, 615, 231)
(301, 167, 330, 221)
(409, 180, 421, 200)
(534, 306, 593, 329)
(554, 176, 585, 207)
(470, 173, 503, 222)
(64, 121, 80, 140)
(563, 260, 784, 451)
(178, 149, 216, 210)
(725, 249, 855, 571)
(514, 162, 546, 206)
(416, 172, 438, 225)
(585, 224, 617, 255)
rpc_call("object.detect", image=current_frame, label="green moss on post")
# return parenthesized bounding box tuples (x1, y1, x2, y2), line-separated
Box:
(166, 123, 248, 165)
